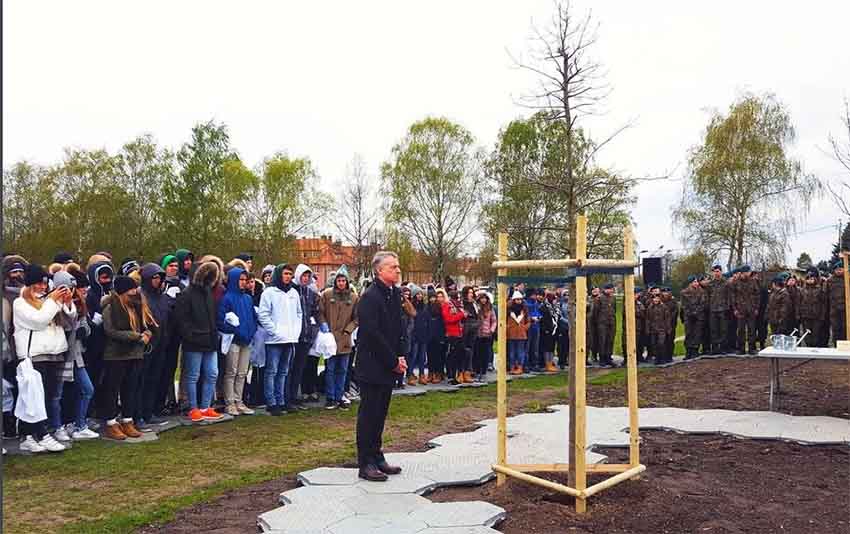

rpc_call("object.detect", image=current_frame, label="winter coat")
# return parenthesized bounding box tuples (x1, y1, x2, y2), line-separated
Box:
(477, 309, 497, 338)
(86, 261, 114, 318)
(506, 304, 531, 340)
(540, 301, 558, 352)
(412, 301, 430, 344)
(13, 297, 73, 362)
(558, 297, 570, 331)
(294, 264, 320, 346)
(426, 305, 445, 343)
(102, 294, 149, 361)
(174, 262, 220, 353)
(217, 267, 258, 346)
(525, 297, 542, 333)
(319, 283, 359, 355)
(141, 263, 174, 349)
(257, 265, 303, 345)
(355, 278, 406, 385)
(441, 301, 465, 338)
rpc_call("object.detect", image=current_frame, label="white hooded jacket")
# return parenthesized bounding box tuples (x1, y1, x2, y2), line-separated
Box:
(13, 296, 75, 360)
(258, 277, 303, 345)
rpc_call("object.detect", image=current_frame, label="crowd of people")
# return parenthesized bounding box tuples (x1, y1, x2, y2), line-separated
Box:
(1, 248, 846, 455)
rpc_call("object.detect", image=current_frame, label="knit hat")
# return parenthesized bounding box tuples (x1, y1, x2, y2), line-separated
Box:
(235, 253, 253, 262)
(510, 290, 524, 300)
(113, 275, 138, 295)
(53, 252, 74, 264)
(687, 275, 696, 284)
(24, 264, 50, 286)
(7, 262, 24, 274)
(427, 286, 437, 298)
(120, 258, 140, 276)
(52, 270, 77, 290)
(603, 283, 614, 290)
(634, 286, 643, 293)
(160, 254, 178, 270)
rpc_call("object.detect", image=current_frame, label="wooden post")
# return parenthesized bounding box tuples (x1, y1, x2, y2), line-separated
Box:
(622, 226, 640, 468)
(496, 233, 508, 486)
(569, 215, 588, 513)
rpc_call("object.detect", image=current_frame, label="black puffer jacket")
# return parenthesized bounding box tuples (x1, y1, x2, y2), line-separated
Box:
(174, 262, 219, 353)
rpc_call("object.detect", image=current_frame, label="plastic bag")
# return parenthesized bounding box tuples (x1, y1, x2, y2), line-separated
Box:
(14, 358, 47, 423)
(312, 331, 337, 358)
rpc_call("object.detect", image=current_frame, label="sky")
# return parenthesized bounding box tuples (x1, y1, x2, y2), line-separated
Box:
(4, 1, 849, 266)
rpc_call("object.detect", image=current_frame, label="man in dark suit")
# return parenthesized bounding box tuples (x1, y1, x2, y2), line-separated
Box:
(355, 251, 408, 481)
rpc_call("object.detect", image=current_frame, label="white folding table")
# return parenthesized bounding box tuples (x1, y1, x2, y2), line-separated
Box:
(756, 347, 850, 411)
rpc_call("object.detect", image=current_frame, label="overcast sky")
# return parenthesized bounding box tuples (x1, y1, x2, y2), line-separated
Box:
(4, 1, 848, 265)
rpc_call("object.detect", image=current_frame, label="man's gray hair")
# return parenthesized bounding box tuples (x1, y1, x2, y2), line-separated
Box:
(372, 250, 399, 276)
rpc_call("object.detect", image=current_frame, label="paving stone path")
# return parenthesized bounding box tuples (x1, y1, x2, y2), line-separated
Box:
(258, 405, 850, 533)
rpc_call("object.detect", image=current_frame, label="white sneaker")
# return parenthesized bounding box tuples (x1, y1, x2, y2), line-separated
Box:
(38, 435, 66, 452)
(54, 427, 72, 442)
(71, 427, 99, 440)
(19, 435, 47, 453)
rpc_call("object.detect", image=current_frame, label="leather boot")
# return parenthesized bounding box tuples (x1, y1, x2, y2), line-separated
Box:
(358, 464, 388, 482)
(376, 459, 402, 475)
(104, 423, 127, 441)
(120, 421, 143, 438)
(419, 374, 429, 385)
(463, 371, 474, 383)
(407, 375, 418, 386)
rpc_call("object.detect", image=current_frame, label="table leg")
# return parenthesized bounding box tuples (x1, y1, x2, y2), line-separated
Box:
(768, 358, 776, 411)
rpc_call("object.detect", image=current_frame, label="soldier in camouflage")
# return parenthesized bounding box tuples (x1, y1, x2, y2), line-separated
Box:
(732, 265, 760, 355)
(592, 284, 616, 367)
(661, 287, 678, 361)
(679, 276, 707, 359)
(826, 260, 847, 345)
(784, 275, 801, 335)
(798, 267, 826, 347)
(766, 276, 792, 336)
(646, 293, 671, 364)
(622, 287, 647, 363)
(587, 286, 600, 363)
(698, 275, 712, 354)
(707, 265, 729, 354)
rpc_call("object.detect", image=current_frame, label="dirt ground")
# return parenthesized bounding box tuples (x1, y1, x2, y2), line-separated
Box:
(139, 357, 850, 534)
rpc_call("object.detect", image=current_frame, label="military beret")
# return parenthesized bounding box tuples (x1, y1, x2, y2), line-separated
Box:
(634, 286, 643, 293)
(603, 283, 614, 290)
(771, 276, 784, 285)
(806, 267, 819, 278)
(833, 259, 844, 271)
(662, 287, 671, 292)
(711, 263, 723, 271)
(739, 264, 752, 273)
(687, 275, 696, 284)
(697, 274, 707, 281)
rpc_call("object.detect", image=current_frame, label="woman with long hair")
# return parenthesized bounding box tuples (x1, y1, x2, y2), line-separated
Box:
(13, 264, 75, 452)
(460, 286, 480, 383)
(474, 292, 497, 380)
(101, 276, 157, 440)
(426, 288, 446, 383)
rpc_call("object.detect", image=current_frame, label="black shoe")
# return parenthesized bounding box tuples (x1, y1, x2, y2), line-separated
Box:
(359, 464, 388, 482)
(269, 405, 282, 416)
(735, 350, 745, 355)
(376, 460, 402, 475)
(748, 348, 758, 355)
(337, 401, 349, 410)
(325, 400, 337, 410)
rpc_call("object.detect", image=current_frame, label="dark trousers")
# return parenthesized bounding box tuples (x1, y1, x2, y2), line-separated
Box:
(557, 330, 570, 368)
(138, 344, 165, 421)
(156, 334, 181, 412)
(344, 347, 357, 393)
(301, 355, 320, 395)
(709, 311, 727, 348)
(736, 314, 757, 351)
(288, 342, 310, 402)
(101, 359, 143, 420)
(32, 360, 63, 431)
(650, 333, 666, 362)
(445, 337, 463, 379)
(683, 316, 704, 351)
(356, 381, 393, 467)
(725, 313, 737, 351)
(474, 336, 492, 375)
(597, 324, 614, 362)
(801, 319, 826, 347)
(830, 314, 847, 346)
(248, 365, 266, 406)
(634, 331, 647, 361)
(427, 340, 445, 375)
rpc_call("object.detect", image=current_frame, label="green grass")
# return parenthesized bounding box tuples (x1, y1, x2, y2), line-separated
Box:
(4, 373, 577, 534)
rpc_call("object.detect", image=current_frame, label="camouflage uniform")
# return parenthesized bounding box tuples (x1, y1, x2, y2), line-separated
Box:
(732, 274, 761, 354)
(679, 284, 707, 358)
(826, 273, 847, 345)
(622, 297, 647, 362)
(707, 276, 729, 353)
(699, 278, 712, 354)
(646, 301, 671, 363)
(785, 283, 801, 335)
(592, 292, 616, 365)
(662, 292, 678, 360)
(798, 281, 826, 347)
(766, 286, 792, 336)
(587, 296, 598, 362)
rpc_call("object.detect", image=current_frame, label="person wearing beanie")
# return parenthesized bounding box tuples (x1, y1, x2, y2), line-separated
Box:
(100, 275, 157, 440)
(288, 264, 320, 409)
(13, 264, 76, 453)
(474, 291, 497, 378)
(235, 253, 254, 273)
(257, 264, 302, 415)
(406, 284, 430, 385)
(506, 291, 530, 374)
(132, 263, 172, 428)
(826, 260, 846, 345)
(426, 288, 448, 383)
(174, 249, 194, 289)
(799, 267, 827, 347)
(217, 267, 259, 416)
(318, 265, 360, 408)
(679, 275, 707, 360)
(53, 252, 74, 265)
(523, 288, 543, 372)
(2, 256, 28, 392)
(441, 286, 466, 384)
(174, 261, 224, 422)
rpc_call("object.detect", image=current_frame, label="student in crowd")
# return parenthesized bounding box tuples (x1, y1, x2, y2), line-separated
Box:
(173, 262, 223, 423)
(258, 264, 302, 415)
(427, 288, 447, 383)
(460, 286, 480, 383)
(134, 263, 171, 428)
(442, 289, 466, 385)
(524, 289, 542, 372)
(540, 290, 560, 372)
(217, 266, 258, 416)
(396, 285, 417, 388)
(14, 264, 74, 452)
(175, 249, 194, 289)
(319, 266, 359, 409)
(474, 291, 496, 380)
(557, 289, 570, 369)
(507, 290, 530, 375)
(3, 256, 28, 439)
(101, 276, 157, 440)
(408, 287, 430, 385)
(154, 254, 182, 416)
(290, 264, 320, 410)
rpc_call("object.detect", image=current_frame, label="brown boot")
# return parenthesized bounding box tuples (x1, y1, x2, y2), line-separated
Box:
(463, 371, 474, 383)
(407, 375, 418, 386)
(419, 374, 429, 385)
(120, 421, 143, 438)
(104, 423, 127, 441)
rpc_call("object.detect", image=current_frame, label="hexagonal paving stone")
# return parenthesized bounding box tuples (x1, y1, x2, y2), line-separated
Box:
(409, 501, 506, 528)
(258, 502, 354, 532)
(280, 485, 366, 505)
(297, 467, 360, 486)
(342, 493, 431, 517)
(354, 474, 438, 495)
(418, 528, 501, 534)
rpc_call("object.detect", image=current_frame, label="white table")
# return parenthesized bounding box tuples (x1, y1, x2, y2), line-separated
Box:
(756, 347, 850, 411)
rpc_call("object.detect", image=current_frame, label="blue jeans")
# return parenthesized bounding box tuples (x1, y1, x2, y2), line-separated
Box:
(509, 340, 527, 368)
(408, 341, 427, 376)
(264, 343, 294, 408)
(184, 351, 219, 410)
(324, 353, 350, 402)
(74, 365, 94, 430)
(526, 327, 540, 368)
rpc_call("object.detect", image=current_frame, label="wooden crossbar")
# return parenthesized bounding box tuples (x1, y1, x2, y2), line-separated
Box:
(583, 465, 646, 497)
(504, 463, 635, 474)
(492, 464, 582, 497)
(491, 258, 637, 270)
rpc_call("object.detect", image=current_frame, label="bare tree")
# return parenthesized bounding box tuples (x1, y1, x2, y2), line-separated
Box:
(827, 98, 850, 217)
(333, 154, 380, 279)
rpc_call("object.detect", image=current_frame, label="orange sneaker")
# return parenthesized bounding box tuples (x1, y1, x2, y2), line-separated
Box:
(202, 408, 224, 421)
(189, 408, 204, 422)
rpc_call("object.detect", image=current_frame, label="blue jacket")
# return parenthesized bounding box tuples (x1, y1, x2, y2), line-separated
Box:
(525, 297, 542, 332)
(426, 305, 445, 342)
(217, 268, 258, 346)
(412, 302, 430, 344)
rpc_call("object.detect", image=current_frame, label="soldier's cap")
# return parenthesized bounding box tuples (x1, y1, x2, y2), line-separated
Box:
(662, 286, 671, 292)
(711, 264, 723, 271)
(806, 267, 819, 278)
(687, 275, 696, 284)
(771, 275, 784, 285)
(739, 264, 752, 273)
(603, 283, 614, 290)
(697, 274, 707, 281)
(833, 259, 844, 271)
(723, 272, 731, 279)
(634, 286, 643, 293)
(779, 272, 790, 280)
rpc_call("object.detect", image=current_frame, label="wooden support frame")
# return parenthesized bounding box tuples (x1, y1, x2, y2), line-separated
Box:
(492, 215, 644, 513)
